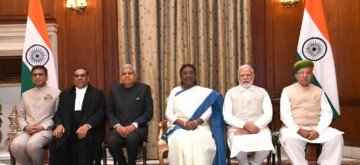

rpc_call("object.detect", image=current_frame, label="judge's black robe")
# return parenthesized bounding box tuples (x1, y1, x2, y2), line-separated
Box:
(49, 85, 105, 165)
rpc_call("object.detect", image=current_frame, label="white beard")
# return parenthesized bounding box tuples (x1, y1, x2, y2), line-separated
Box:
(240, 82, 252, 88)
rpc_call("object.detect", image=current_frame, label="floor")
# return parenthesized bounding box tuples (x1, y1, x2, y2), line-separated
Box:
(0, 149, 359, 165)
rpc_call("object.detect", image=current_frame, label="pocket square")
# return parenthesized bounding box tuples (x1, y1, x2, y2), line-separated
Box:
(135, 97, 141, 101)
(44, 94, 53, 100)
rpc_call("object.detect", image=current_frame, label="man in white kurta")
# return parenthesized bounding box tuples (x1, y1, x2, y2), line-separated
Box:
(223, 65, 274, 165)
(280, 60, 343, 165)
(10, 65, 60, 165)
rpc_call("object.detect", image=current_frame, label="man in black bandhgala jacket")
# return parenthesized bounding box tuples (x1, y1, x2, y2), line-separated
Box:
(106, 64, 154, 165)
(49, 66, 105, 165)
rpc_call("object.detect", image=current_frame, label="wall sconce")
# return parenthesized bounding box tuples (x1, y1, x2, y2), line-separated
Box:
(279, 0, 300, 8)
(66, 0, 87, 13)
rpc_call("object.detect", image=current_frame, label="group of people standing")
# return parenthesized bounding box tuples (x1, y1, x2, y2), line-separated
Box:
(9, 59, 343, 165)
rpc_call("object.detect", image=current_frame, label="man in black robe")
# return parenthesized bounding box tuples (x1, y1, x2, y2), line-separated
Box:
(49, 67, 105, 165)
(106, 64, 154, 165)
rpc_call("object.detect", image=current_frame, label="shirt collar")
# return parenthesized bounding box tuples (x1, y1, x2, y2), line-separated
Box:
(76, 86, 88, 94)
(238, 85, 254, 92)
(295, 82, 312, 91)
(35, 85, 48, 91)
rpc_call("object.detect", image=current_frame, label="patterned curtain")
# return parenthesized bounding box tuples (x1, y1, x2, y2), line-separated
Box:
(117, 0, 252, 158)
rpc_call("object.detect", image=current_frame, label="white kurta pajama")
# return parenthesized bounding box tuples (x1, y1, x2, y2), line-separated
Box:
(166, 86, 216, 165)
(223, 85, 274, 158)
(280, 83, 344, 165)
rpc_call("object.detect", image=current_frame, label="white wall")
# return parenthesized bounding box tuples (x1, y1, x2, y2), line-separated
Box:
(0, 84, 21, 148)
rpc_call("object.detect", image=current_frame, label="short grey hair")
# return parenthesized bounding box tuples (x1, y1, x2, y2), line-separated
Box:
(122, 64, 137, 74)
(237, 64, 254, 75)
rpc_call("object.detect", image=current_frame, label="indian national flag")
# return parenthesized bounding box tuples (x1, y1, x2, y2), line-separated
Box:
(296, 0, 340, 118)
(21, 0, 58, 93)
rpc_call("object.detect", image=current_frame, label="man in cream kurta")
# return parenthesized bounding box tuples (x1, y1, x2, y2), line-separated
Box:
(280, 60, 343, 165)
(223, 65, 274, 165)
(10, 65, 60, 165)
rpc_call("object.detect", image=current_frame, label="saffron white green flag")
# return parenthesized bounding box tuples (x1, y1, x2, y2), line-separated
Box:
(296, 0, 340, 118)
(21, 0, 58, 93)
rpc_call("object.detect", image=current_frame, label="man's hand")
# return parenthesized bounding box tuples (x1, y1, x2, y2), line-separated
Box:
(53, 124, 65, 138)
(24, 125, 37, 135)
(24, 125, 34, 135)
(76, 124, 90, 139)
(34, 125, 45, 132)
(115, 124, 126, 137)
(297, 128, 310, 139)
(243, 123, 260, 134)
(123, 125, 136, 137)
(234, 128, 250, 135)
(307, 130, 319, 140)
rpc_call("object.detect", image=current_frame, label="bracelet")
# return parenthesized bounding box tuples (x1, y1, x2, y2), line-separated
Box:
(194, 120, 198, 126)
(183, 122, 186, 127)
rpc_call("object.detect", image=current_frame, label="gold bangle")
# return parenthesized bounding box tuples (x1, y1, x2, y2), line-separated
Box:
(194, 120, 198, 126)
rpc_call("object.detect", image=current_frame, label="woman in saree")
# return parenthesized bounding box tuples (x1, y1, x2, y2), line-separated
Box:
(163, 64, 226, 165)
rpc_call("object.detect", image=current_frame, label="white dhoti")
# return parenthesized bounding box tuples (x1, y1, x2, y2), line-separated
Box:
(280, 127, 344, 165)
(227, 128, 274, 158)
(280, 126, 343, 144)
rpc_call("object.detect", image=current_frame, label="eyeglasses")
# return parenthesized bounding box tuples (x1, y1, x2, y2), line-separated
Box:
(73, 74, 87, 79)
(297, 71, 312, 76)
(121, 72, 135, 77)
(31, 73, 45, 77)
(238, 74, 252, 78)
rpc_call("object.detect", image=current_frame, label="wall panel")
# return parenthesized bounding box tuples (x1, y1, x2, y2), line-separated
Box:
(0, 0, 55, 23)
(54, 0, 112, 92)
(332, 105, 360, 146)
